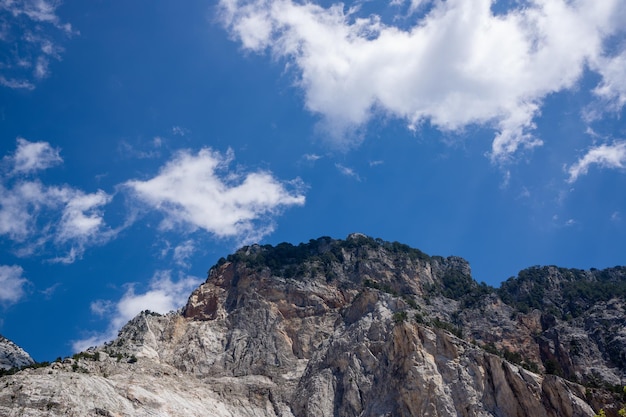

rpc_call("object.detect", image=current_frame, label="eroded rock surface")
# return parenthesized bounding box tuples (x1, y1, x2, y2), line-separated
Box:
(0, 335, 33, 370)
(0, 235, 623, 416)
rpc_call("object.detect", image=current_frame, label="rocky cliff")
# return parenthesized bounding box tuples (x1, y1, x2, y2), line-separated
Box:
(0, 234, 624, 416)
(0, 335, 33, 371)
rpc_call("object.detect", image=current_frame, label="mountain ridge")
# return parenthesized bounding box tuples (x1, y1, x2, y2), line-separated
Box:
(1, 234, 624, 416)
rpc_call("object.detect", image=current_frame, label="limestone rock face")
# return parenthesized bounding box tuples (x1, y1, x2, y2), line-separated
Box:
(0, 235, 622, 416)
(0, 335, 33, 370)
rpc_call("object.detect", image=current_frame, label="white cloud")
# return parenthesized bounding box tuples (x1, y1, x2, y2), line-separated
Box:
(567, 141, 626, 183)
(0, 180, 52, 241)
(51, 189, 115, 264)
(173, 239, 196, 268)
(1, 0, 73, 30)
(0, 0, 75, 89)
(0, 76, 35, 90)
(56, 190, 112, 242)
(0, 139, 116, 262)
(171, 126, 189, 136)
(335, 163, 361, 181)
(611, 211, 621, 222)
(41, 282, 61, 299)
(124, 147, 305, 244)
(592, 47, 626, 112)
(72, 271, 202, 352)
(117, 140, 162, 160)
(303, 153, 322, 161)
(0, 264, 29, 305)
(9, 137, 62, 174)
(219, 0, 626, 162)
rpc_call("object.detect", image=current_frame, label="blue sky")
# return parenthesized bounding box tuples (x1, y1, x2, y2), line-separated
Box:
(1, 0, 625, 362)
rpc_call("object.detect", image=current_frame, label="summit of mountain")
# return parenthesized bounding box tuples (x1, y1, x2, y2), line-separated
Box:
(1, 234, 624, 416)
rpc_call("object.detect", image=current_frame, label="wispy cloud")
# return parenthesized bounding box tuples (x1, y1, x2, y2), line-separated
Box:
(611, 211, 621, 222)
(219, 0, 626, 162)
(0, 265, 29, 305)
(124, 147, 305, 244)
(335, 163, 361, 181)
(0, 138, 116, 262)
(118, 139, 162, 160)
(6, 137, 62, 174)
(72, 271, 202, 352)
(303, 153, 322, 162)
(592, 48, 626, 112)
(552, 214, 576, 228)
(0, 0, 76, 89)
(567, 141, 626, 183)
(41, 282, 61, 299)
(171, 126, 189, 136)
(173, 239, 196, 268)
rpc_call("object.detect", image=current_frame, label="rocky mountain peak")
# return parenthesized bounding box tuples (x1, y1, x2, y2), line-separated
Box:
(1, 234, 625, 416)
(0, 335, 33, 371)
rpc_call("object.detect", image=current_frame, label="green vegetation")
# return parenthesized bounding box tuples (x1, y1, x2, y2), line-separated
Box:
(414, 312, 426, 324)
(222, 237, 343, 278)
(73, 351, 100, 362)
(543, 358, 563, 377)
(0, 361, 51, 377)
(498, 266, 626, 318)
(426, 269, 494, 308)
(393, 311, 408, 324)
(380, 240, 430, 262)
(364, 278, 398, 296)
(432, 317, 463, 338)
(477, 342, 539, 373)
(215, 235, 432, 281)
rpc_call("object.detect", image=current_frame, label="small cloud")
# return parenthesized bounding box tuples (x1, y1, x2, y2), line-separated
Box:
(34, 56, 49, 79)
(369, 160, 383, 167)
(0, 265, 29, 305)
(552, 214, 576, 228)
(56, 190, 112, 243)
(90, 299, 114, 317)
(51, 189, 116, 263)
(335, 163, 361, 181)
(611, 211, 621, 222)
(124, 147, 305, 244)
(0, 76, 35, 90)
(567, 141, 626, 183)
(303, 153, 322, 162)
(117, 140, 161, 160)
(500, 170, 511, 189)
(8, 137, 62, 175)
(518, 187, 531, 199)
(72, 271, 202, 352)
(0, 139, 117, 262)
(0, 0, 75, 89)
(171, 126, 189, 136)
(173, 239, 196, 268)
(41, 282, 61, 299)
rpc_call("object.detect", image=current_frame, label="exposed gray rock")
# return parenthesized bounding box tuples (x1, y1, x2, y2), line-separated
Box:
(0, 235, 622, 416)
(0, 335, 33, 370)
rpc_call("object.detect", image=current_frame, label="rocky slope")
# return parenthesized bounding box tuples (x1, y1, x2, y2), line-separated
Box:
(0, 234, 624, 416)
(0, 335, 33, 370)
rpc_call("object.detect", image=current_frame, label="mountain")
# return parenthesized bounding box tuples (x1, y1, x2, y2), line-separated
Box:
(0, 234, 624, 416)
(0, 336, 33, 371)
